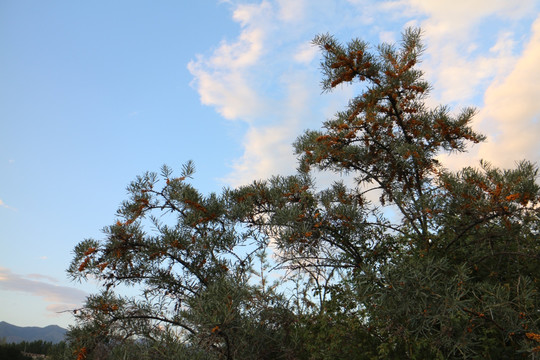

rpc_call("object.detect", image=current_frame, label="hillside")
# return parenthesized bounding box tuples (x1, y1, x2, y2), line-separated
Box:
(0, 321, 66, 343)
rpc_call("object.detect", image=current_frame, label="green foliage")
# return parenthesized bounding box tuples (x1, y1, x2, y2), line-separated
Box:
(0, 344, 32, 360)
(67, 28, 540, 359)
(0, 340, 65, 359)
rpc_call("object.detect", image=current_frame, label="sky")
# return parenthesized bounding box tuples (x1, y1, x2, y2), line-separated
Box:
(1, 0, 539, 329)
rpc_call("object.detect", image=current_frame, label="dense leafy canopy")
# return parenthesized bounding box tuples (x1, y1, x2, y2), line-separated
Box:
(66, 28, 540, 359)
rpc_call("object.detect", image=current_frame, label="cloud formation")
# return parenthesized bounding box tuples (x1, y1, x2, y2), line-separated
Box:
(187, 2, 271, 123)
(189, 1, 319, 186)
(384, 0, 536, 106)
(27, 273, 59, 283)
(190, 0, 540, 186)
(0, 267, 87, 316)
(476, 15, 540, 168)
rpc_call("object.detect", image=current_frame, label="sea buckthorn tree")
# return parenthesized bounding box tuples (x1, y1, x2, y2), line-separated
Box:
(228, 28, 540, 358)
(68, 162, 301, 360)
(68, 28, 540, 359)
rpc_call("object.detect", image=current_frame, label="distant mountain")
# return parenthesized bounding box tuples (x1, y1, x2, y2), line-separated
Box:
(0, 321, 66, 343)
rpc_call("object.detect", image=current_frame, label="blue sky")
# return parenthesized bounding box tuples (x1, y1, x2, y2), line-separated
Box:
(1, 0, 539, 329)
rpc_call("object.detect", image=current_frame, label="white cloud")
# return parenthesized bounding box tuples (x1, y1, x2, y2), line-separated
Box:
(437, 13, 540, 171)
(189, 0, 319, 185)
(211, 28, 265, 69)
(190, 0, 539, 185)
(187, 63, 268, 121)
(400, 1, 536, 105)
(293, 41, 318, 64)
(223, 72, 317, 186)
(407, 0, 535, 22)
(379, 30, 396, 43)
(188, 2, 272, 122)
(27, 273, 58, 283)
(224, 125, 296, 186)
(232, 1, 273, 28)
(476, 15, 540, 167)
(431, 35, 517, 104)
(0, 267, 88, 314)
(276, 0, 306, 22)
